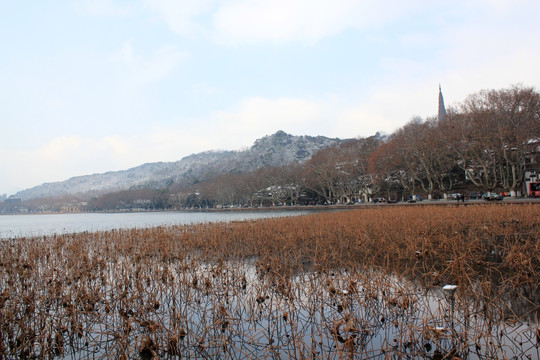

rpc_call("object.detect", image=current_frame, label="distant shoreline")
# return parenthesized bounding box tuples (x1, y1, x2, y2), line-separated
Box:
(2, 197, 539, 216)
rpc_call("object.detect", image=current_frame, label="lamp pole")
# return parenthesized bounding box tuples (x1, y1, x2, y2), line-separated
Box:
(442, 285, 457, 331)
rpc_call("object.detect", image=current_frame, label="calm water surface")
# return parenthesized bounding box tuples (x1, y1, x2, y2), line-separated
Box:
(0, 210, 317, 239)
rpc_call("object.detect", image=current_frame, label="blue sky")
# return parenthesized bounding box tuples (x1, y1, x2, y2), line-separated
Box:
(2, 0, 540, 195)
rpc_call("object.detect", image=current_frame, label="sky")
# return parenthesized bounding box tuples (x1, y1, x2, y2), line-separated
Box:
(2, 0, 540, 195)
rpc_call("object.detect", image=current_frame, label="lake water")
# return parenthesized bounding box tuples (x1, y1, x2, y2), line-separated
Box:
(0, 209, 317, 239)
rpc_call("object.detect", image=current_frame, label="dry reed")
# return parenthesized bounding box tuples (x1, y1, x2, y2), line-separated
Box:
(0, 204, 538, 359)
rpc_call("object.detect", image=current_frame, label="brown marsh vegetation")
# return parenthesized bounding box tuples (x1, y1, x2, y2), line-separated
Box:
(0, 204, 539, 359)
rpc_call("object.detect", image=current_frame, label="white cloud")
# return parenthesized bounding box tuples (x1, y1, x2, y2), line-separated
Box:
(0, 129, 233, 194)
(75, 0, 133, 17)
(196, 96, 356, 152)
(143, 0, 217, 38)
(110, 41, 187, 84)
(134, 97, 329, 156)
(0, 134, 192, 193)
(144, 0, 428, 45)
(0, 137, 132, 194)
(211, 0, 399, 44)
(195, 95, 406, 146)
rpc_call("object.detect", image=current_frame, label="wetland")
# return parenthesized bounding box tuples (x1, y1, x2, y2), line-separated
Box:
(0, 204, 538, 359)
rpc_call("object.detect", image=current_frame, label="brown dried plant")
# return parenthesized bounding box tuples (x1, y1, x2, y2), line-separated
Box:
(0, 203, 538, 358)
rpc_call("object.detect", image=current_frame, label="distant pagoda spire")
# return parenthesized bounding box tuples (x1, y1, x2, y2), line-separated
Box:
(438, 84, 447, 121)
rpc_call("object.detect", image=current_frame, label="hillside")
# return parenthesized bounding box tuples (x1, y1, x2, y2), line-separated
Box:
(16, 131, 345, 200)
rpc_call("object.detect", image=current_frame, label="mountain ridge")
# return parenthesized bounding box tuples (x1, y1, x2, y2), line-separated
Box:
(16, 131, 347, 200)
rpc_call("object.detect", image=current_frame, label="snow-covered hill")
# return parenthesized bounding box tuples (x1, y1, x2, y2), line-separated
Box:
(16, 131, 345, 200)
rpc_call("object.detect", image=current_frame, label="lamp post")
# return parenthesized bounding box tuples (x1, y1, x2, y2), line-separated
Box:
(442, 285, 457, 331)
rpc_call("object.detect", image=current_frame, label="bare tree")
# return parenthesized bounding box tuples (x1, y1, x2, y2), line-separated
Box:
(447, 101, 499, 193)
(304, 146, 343, 204)
(449, 85, 540, 195)
(481, 85, 540, 196)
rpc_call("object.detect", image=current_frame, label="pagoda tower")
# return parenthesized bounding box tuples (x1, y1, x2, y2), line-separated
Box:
(438, 84, 447, 121)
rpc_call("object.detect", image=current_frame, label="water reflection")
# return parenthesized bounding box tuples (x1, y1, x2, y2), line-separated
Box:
(3, 255, 536, 359)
